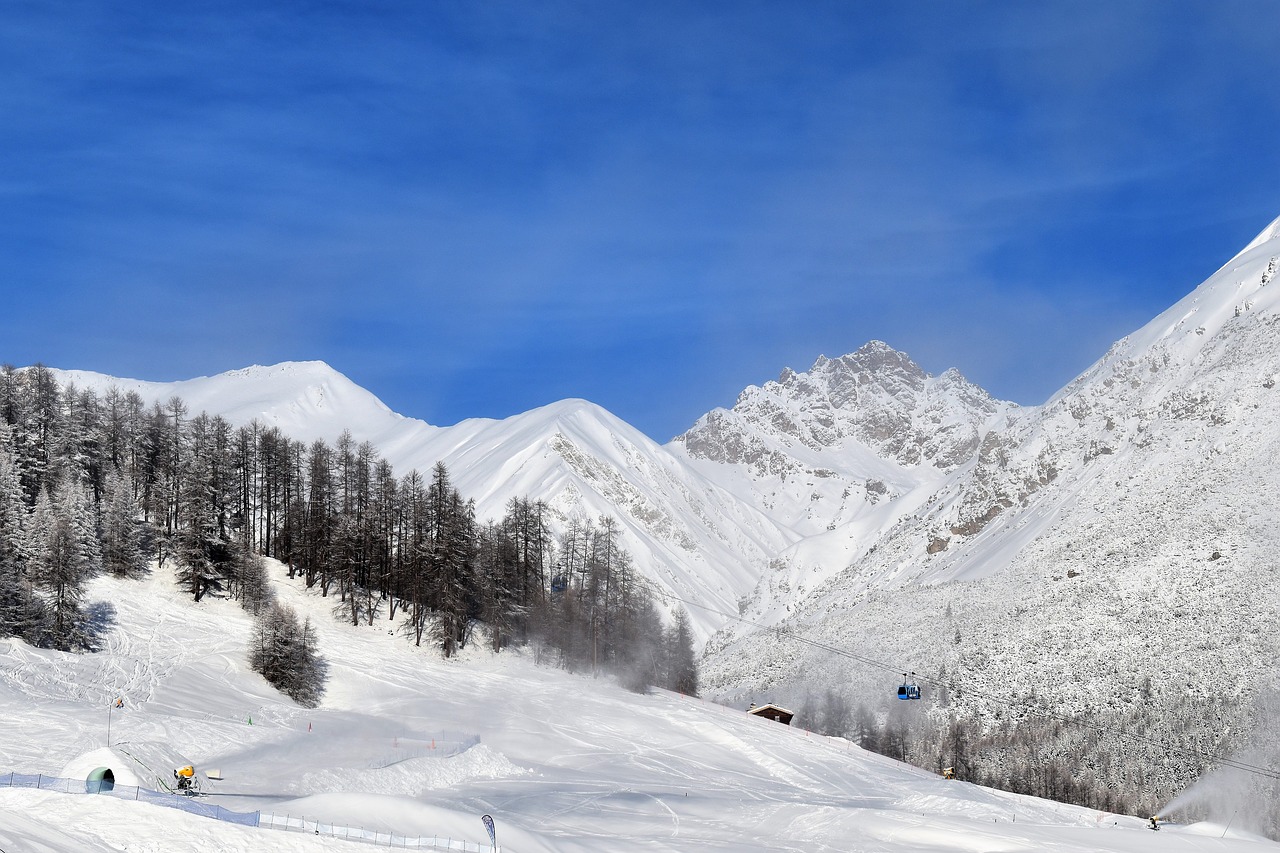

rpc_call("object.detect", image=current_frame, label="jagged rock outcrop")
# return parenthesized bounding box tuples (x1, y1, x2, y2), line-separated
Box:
(672, 342, 1014, 542)
(677, 341, 1010, 475)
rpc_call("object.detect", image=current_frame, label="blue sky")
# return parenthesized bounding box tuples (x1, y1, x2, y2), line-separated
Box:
(4, 2, 1280, 439)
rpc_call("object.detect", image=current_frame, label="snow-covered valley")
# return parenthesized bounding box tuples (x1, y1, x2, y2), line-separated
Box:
(2, 562, 1272, 852)
(18, 214, 1280, 850)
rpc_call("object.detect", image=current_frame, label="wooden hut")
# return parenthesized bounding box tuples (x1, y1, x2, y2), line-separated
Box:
(746, 703, 795, 726)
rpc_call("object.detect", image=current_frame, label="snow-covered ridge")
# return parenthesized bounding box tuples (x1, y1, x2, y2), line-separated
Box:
(46, 341, 1006, 646)
(55, 361, 428, 452)
(672, 341, 1014, 534)
(678, 341, 1012, 475)
(47, 363, 797, 644)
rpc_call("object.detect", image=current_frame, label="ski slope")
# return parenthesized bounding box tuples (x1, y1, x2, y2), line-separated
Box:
(0, 565, 1274, 852)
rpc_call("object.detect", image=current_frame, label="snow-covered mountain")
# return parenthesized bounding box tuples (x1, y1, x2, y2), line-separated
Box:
(51, 214, 1280, 739)
(675, 341, 1011, 504)
(670, 341, 1014, 623)
(29, 213, 1280, 837)
(385, 397, 799, 641)
(53, 343, 1002, 645)
(51, 364, 799, 644)
(731, 214, 1280, 602)
(696, 216, 1280, 813)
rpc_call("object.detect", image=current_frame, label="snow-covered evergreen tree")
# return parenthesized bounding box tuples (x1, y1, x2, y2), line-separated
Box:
(664, 608, 699, 696)
(172, 414, 234, 601)
(0, 428, 43, 642)
(249, 601, 327, 708)
(28, 475, 101, 649)
(99, 468, 147, 578)
(230, 539, 273, 615)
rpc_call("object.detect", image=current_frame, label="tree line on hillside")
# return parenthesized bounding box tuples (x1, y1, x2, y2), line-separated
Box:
(0, 366, 698, 702)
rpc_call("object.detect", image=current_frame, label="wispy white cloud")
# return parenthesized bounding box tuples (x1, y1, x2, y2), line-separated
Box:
(4, 2, 1280, 434)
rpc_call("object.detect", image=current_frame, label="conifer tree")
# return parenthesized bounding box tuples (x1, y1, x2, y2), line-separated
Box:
(99, 468, 147, 578)
(0, 431, 43, 642)
(172, 438, 222, 601)
(230, 539, 273, 615)
(29, 476, 101, 649)
(303, 439, 334, 592)
(249, 601, 327, 708)
(0, 429, 29, 567)
(476, 517, 523, 651)
(665, 608, 699, 696)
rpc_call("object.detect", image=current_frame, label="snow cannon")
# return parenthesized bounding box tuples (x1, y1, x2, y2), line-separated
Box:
(173, 764, 198, 795)
(1148, 816, 1163, 831)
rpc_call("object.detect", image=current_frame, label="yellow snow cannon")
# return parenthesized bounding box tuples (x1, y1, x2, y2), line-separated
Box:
(174, 765, 198, 795)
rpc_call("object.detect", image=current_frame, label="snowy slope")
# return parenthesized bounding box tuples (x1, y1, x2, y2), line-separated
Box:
(48, 343, 1013, 645)
(51, 364, 796, 644)
(1, 564, 1272, 852)
(900, 215, 1280, 588)
(698, 217, 1280, 815)
(55, 361, 438, 458)
(671, 342, 1015, 625)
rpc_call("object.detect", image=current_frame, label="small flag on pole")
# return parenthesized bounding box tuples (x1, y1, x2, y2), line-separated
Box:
(481, 814, 496, 848)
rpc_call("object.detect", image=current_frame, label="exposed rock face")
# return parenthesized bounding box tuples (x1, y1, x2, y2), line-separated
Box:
(676, 341, 1011, 479)
(668, 342, 1017, 627)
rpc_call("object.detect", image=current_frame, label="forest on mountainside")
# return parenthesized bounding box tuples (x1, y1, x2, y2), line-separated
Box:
(777, 579, 1280, 837)
(0, 365, 697, 701)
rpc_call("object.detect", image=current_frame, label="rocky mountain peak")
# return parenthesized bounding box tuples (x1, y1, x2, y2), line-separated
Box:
(680, 341, 1010, 475)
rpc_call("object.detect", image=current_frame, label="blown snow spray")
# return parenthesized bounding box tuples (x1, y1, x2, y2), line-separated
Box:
(1159, 762, 1268, 838)
(1159, 689, 1280, 840)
